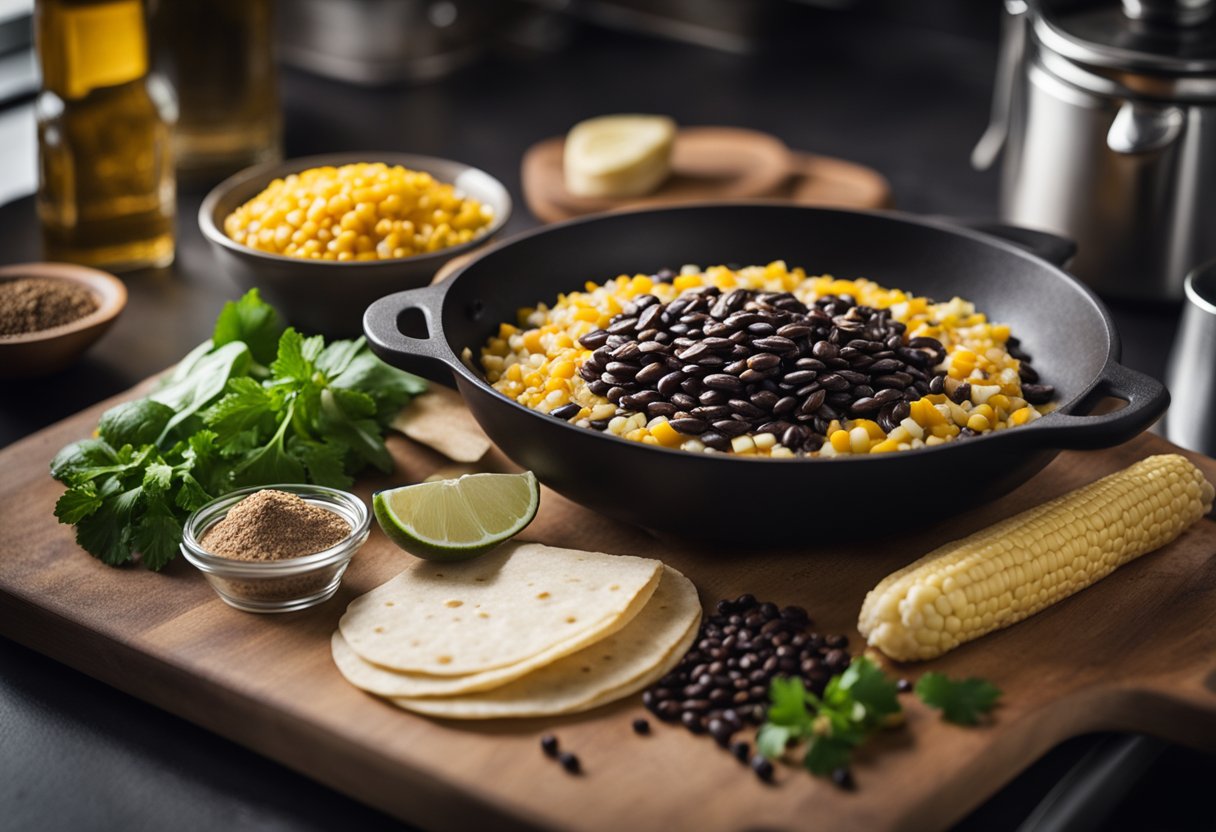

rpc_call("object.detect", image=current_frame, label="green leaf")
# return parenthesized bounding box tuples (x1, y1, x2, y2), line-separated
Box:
(149, 341, 252, 442)
(767, 676, 813, 726)
(289, 436, 353, 489)
(50, 439, 119, 481)
(231, 407, 306, 487)
(141, 462, 174, 496)
(174, 473, 213, 513)
(203, 377, 277, 442)
(212, 288, 284, 366)
(330, 387, 377, 419)
(314, 337, 365, 378)
(75, 482, 142, 566)
(318, 388, 393, 472)
(804, 736, 856, 776)
(161, 339, 216, 388)
(833, 656, 901, 726)
(54, 483, 104, 524)
(330, 349, 426, 424)
(915, 673, 1002, 726)
(271, 328, 324, 382)
(756, 723, 795, 759)
(131, 498, 182, 571)
(98, 400, 177, 449)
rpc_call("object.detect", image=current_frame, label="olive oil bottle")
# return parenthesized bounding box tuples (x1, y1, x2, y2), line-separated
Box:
(36, 0, 176, 271)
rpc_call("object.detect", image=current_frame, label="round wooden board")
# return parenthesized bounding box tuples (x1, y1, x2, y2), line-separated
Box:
(522, 127, 891, 223)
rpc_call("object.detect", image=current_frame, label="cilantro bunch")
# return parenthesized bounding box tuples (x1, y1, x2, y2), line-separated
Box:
(758, 657, 1001, 782)
(51, 290, 425, 570)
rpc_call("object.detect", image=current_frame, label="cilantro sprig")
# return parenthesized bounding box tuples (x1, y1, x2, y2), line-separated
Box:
(757, 657, 901, 776)
(914, 673, 1002, 725)
(51, 290, 425, 570)
(758, 658, 1001, 783)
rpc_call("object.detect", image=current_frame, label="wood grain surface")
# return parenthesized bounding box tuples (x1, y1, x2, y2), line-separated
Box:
(1, 381, 1214, 832)
(522, 128, 891, 223)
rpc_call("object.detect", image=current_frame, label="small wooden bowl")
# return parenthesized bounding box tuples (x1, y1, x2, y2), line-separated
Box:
(0, 263, 127, 379)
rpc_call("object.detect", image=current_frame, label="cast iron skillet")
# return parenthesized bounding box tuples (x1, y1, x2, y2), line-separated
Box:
(364, 205, 1167, 543)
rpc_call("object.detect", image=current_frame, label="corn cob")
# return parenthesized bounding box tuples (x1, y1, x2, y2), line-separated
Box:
(859, 454, 1215, 661)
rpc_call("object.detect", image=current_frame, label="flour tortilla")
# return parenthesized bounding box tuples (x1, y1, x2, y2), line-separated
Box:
(389, 565, 701, 719)
(339, 542, 662, 675)
(391, 386, 492, 463)
(331, 570, 659, 697)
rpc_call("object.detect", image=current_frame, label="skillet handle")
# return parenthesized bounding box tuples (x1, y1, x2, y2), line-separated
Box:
(932, 216, 1077, 268)
(1019, 362, 1169, 450)
(363, 283, 463, 385)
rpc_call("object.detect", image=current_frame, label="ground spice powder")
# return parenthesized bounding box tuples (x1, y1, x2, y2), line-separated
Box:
(0, 277, 98, 336)
(201, 489, 350, 561)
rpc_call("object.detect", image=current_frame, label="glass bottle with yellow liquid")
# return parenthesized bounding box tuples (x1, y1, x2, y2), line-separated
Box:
(36, 0, 176, 271)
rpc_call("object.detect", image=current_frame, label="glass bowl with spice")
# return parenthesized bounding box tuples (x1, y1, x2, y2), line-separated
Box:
(181, 485, 371, 613)
(0, 262, 127, 379)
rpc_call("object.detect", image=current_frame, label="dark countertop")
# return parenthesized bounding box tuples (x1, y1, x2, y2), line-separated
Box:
(0, 10, 1209, 832)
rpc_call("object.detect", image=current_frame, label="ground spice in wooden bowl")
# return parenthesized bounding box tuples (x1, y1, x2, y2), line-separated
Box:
(0, 277, 98, 337)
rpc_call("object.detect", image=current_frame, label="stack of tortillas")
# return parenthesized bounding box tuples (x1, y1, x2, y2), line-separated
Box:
(332, 542, 701, 719)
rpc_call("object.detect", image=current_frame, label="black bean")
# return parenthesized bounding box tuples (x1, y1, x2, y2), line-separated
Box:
(874, 387, 904, 405)
(849, 396, 882, 415)
(559, 752, 581, 774)
(748, 390, 778, 411)
(637, 304, 663, 331)
(812, 340, 840, 360)
(731, 741, 751, 762)
(796, 357, 827, 371)
(681, 712, 706, 733)
(670, 417, 708, 435)
(699, 389, 729, 405)
(950, 382, 971, 404)
(817, 373, 849, 392)
(751, 755, 774, 781)
(692, 405, 732, 421)
(832, 768, 855, 790)
(1022, 383, 1054, 404)
(670, 392, 697, 410)
(772, 395, 798, 416)
(1019, 363, 1039, 384)
(713, 420, 751, 437)
(728, 399, 764, 418)
(873, 374, 909, 390)
(589, 418, 611, 431)
(700, 431, 731, 450)
(679, 377, 702, 396)
(738, 369, 766, 384)
(703, 373, 744, 392)
(638, 340, 668, 354)
(896, 678, 913, 694)
(782, 370, 818, 385)
(634, 362, 667, 384)
(541, 734, 559, 756)
(752, 336, 797, 353)
(869, 357, 903, 373)
(550, 403, 582, 420)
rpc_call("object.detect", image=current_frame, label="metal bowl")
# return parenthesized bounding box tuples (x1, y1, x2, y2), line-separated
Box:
(199, 151, 512, 336)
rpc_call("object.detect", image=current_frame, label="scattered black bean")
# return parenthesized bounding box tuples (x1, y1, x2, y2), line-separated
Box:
(541, 734, 559, 756)
(751, 755, 774, 781)
(632, 717, 651, 735)
(832, 768, 855, 790)
(896, 678, 912, 693)
(559, 751, 581, 774)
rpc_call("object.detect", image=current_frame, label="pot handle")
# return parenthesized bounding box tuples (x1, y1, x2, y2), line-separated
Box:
(363, 283, 463, 384)
(935, 216, 1078, 268)
(1016, 362, 1169, 450)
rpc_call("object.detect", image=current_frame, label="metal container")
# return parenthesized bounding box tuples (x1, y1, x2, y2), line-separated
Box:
(1165, 259, 1216, 455)
(974, 0, 1216, 300)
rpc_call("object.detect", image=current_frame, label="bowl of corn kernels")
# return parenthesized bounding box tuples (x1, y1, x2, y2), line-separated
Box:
(200, 152, 511, 336)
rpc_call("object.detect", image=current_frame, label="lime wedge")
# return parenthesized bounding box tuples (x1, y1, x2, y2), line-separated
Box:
(373, 471, 539, 560)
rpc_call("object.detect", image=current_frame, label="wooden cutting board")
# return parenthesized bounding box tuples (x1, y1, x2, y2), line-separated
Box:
(522, 127, 892, 224)
(1, 381, 1214, 832)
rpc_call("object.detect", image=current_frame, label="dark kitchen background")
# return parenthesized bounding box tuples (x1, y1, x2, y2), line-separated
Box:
(0, 0, 1212, 830)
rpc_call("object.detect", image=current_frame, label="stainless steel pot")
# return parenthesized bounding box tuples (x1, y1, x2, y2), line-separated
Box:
(974, 0, 1216, 300)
